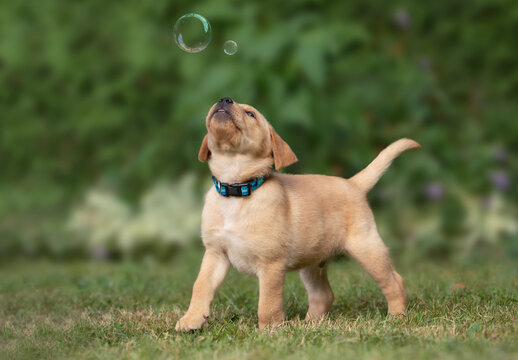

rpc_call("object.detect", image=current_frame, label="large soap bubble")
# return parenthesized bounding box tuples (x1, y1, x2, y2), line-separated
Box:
(173, 13, 212, 53)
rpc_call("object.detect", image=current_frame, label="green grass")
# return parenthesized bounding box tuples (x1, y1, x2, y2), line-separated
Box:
(1, 253, 517, 360)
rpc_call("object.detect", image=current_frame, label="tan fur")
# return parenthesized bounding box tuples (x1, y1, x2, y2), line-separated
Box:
(175, 100, 419, 331)
(198, 135, 210, 162)
(268, 124, 298, 170)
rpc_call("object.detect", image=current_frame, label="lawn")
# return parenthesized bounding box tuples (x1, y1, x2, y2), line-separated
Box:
(1, 252, 517, 360)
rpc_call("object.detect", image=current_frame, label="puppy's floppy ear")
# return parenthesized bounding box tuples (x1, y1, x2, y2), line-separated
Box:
(269, 124, 298, 171)
(198, 135, 210, 162)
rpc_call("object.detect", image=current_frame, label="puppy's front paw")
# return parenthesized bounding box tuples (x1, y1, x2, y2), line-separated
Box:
(175, 313, 207, 332)
(258, 313, 285, 330)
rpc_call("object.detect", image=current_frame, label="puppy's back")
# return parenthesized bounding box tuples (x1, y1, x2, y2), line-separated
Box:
(275, 174, 368, 269)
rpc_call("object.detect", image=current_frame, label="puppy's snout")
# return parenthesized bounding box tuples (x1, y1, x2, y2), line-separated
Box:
(218, 97, 234, 106)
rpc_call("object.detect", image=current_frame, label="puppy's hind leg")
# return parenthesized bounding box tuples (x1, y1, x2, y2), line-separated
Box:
(299, 262, 334, 320)
(345, 230, 406, 315)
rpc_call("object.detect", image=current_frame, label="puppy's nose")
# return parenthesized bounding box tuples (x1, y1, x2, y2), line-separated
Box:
(218, 97, 233, 105)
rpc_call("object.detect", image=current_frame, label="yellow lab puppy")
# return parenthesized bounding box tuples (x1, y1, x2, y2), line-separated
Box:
(176, 97, 420, 331)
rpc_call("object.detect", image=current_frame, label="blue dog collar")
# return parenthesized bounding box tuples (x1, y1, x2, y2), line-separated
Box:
(212, 176, 266, 197)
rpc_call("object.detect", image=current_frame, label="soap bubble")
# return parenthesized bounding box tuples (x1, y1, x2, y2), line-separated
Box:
(223, 40, 238, 55)
(173, 13, 212, 53)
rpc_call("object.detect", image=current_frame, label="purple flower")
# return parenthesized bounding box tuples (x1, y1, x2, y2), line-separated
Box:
(22, 245, 36, 257)
(91, 245, 109, 260)
(418, 57, 432, 72)
(490, 170, 511, 191)
(377, 187, 393, 201)
(481, 196, 492, 210)
(491, 146, 508, 163)
(425, 182, 444, 201)
(394, 9, 411, 29)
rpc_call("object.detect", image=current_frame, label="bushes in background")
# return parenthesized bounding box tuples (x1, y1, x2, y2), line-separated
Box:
(0, 0, 516, 260)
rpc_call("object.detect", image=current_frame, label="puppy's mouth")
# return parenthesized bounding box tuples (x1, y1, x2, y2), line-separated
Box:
(213, 108, 228, 115)
(211, 108, 240, 130)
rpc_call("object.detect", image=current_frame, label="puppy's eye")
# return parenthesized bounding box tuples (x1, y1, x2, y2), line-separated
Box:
(246, 111, 255, 118)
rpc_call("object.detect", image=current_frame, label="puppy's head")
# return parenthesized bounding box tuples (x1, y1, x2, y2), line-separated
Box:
(198, 98, 297, 171)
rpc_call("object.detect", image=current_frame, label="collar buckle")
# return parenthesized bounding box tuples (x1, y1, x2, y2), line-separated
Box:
(212, 176, 264, 197)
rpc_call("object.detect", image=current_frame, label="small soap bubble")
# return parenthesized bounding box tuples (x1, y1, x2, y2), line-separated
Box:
(223, 40, 238, 55)
(173, 13, 212, 53)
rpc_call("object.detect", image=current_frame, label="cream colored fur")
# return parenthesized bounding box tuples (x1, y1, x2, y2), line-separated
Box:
(175, 100, 420, 331)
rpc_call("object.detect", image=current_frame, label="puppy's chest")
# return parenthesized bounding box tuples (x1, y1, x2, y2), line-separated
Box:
(207, 199, 262, 275)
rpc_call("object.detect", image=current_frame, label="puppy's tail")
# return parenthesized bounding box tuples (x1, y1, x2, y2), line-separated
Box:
(349, 138, 421, 193)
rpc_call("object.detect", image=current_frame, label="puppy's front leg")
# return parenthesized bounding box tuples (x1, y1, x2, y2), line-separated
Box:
(257, 262, 286, 329)
(175, 250, 229, 331)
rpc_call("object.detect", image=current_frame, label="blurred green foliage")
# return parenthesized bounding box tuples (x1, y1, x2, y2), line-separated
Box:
(0, 0, 516, 260)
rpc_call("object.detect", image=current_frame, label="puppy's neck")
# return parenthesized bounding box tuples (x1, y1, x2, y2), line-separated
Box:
(209, 152, 273, 183)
